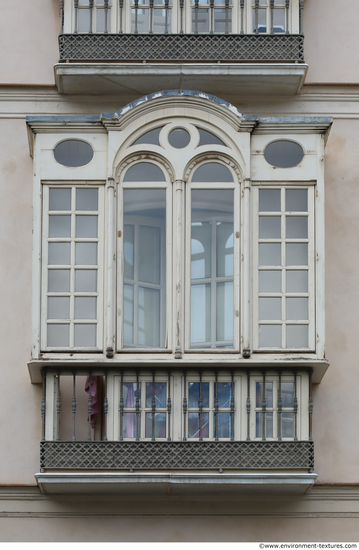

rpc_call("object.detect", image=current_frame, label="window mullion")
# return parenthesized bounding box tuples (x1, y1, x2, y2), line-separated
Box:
(174, 179, 185, 355)
(242, 179, 251, 355)
(106, 177, 116, 357)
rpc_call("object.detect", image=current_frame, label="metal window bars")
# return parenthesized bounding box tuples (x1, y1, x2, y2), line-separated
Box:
(131, 0, 171, 34)
(40, 367, 314, 472)
(42, 367, 311, 443)
(192, 0, 231, 35)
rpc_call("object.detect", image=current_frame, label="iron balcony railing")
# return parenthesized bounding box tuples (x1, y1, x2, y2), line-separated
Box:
(40, 366, 314, 473)
(58, 33, 305, 63)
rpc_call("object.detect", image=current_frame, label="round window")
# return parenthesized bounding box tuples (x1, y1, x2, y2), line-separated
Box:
(168, 128, 191, 149)
(54, 140, 94, 167)
(264, 140, 304, 168)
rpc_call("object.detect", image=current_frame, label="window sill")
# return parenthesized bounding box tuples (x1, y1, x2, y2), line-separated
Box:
(28, 355, 329, 384)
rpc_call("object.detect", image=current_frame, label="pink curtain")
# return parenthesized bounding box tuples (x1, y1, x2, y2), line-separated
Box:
(85, 376, 99, 428)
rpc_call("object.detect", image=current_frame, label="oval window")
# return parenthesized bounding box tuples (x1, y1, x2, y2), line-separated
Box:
(54, 140, 94, 168)
(264, 140, 304, 168)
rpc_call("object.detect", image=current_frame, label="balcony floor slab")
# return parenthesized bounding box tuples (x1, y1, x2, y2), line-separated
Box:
(35, 472, 317, 495)
(54, 63, 308, 96)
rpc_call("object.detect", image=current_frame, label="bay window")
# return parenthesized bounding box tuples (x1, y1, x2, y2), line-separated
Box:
(65, 0, 298, 34)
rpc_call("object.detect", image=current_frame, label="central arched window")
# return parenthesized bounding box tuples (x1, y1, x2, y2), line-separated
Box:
(117, 122, 241, 352)
(118, 155, 240, 352)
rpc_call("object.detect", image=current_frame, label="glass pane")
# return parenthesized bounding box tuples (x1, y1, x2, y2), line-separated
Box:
(198, 129, 225, 147)
(123, 412, 136, 438)
(253, 8, 266, 32)
(123, 284, 134, 344)
(75, 297, 97, 319)
(217, 382, 232, 408)
(132, 128, 162, 146)
(48, 269, 70, 292)
(49, 188, 71, 211)
(168, 128, 191, 148)
(286, 270, 308, 293)
(154, 8, 171, 32)
(273, 9, 285, 32)
(78, 8, 91, 32)
(259, 297, 281, 320)
(286, 324, 308, 348)
(216, 281, 233, 342)
(47, 297, 70, 320)
(188, 382, 209, 408)
(124, 162, 165, 181)
(286, 216, 308, 239)
(96, 7, 111, 32)
(191, 222, 211, 279)
(286, 189, 307, 212)
(259, 216, 281, 239)
(138, 287, 161, 347)
(259, 324, 282, 347)
(286, 297, 308, 321)
(214, 8, 232, 33)
(75, 243, 98, 265)
(146, 382, 167, 408)
(123, 189, 166, 349)
(193, 9, 210, 32)
(74, 324, 97, 347)
(76, 215, 98, 238)
(48, 243, 71, 265)
(145, 412, 166, 438)
(123, 382, 141, 407)
(191, 284, 211, 344)
(192, 163, 233, 182)
(286, 243, 308, 266)
(259, 189, 280, 212)
(217, 412, 231, 438)
(281, 382, 294, 408)
(282, 412, 294, 438)
(217, 222, 233, 277)
(259, 270, 281, 293)
(139, 226, 161, 284)
(256, 382, 273, 407)
(124, 224, 134, 280)
(259, 243, 281, 266)
(188, 412, 209, 438)
(76, 188, 98, 211)
(133, 8, 150, 32)
(47, 324, 69, 347)
(75, 270, 97, 292)
(49, 215, 71, 238)
(256, 412, 273, 438)
(54, 140, 93, 167)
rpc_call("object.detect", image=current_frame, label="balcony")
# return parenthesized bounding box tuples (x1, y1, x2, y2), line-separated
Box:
(36, 367, 317, 495)
(54, 1, 308, 95)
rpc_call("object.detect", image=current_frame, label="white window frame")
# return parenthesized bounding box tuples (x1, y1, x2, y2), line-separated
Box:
(41, 183, 105, 351)
(185, 169, 241, 351)
(64, 0, 298, 34)
(252, 183, 316, 352)
(250, 372, 308, 441)
(117, 164, 173, 352)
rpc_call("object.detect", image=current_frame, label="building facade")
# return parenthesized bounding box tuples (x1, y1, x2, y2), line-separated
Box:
(0, 0, 359, 542)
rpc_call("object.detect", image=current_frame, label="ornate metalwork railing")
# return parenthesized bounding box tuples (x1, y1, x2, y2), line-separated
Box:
(58, 33, 304, 63)
(40, 440, 314, 471)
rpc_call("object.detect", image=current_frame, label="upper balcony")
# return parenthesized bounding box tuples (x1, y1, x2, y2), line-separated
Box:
(55, 0, 307, 95)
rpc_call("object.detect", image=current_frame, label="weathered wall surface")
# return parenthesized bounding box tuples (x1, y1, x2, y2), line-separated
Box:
(0, 119, 41, 484)
(304, 0, 359, 84)
(0, 0, 58, 86)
